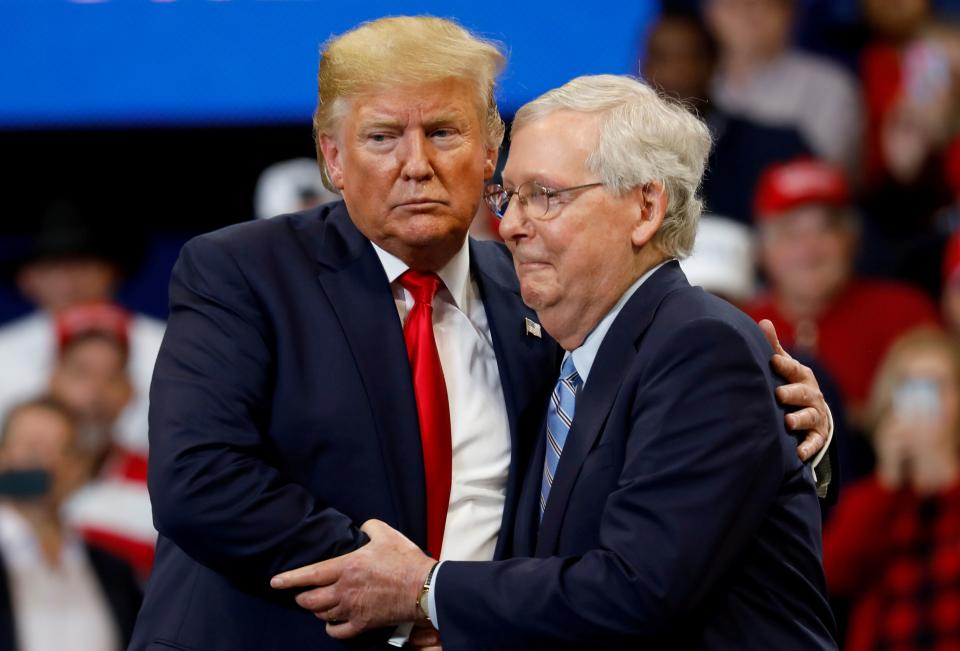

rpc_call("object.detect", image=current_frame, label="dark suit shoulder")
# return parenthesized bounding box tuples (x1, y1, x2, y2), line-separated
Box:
(186, 204, 331, 255)
(653, 284, 772, 356)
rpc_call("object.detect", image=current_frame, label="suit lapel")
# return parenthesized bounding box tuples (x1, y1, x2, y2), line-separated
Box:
(293, 203, 427, 549)
(470, 240, 562, 560)
(536, 261, 689, 555)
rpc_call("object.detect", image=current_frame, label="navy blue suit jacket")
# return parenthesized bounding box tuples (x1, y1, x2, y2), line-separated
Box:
(434, 262, 838, 650)
(129, 203, 560, 651)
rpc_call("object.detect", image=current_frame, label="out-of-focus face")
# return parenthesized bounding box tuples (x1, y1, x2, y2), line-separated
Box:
(896, 350, 960, 444)
(498, 110, 656, 349)
(319, 78, 497, 271)
(704, 0, 793, 62)
(862, 0, 930, 43)
(0, 406, 87, 507)
(49, 336, 131, 450)
(642, 18, 715, 104)
(759, 204, 855, 313)
(17, 259, 118, 314)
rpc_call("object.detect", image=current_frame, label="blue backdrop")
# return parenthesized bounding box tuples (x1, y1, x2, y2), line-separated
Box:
(1, 0, 657, 128)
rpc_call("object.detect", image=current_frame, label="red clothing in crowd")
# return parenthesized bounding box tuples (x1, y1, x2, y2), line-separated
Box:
(746, 279, 939, 409)
(861, 43, 905, 186)
(824, 476, 960, 651)
(65, 447, 156, 578)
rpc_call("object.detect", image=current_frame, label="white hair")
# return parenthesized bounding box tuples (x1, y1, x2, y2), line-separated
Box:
(512, 74, 712, 258)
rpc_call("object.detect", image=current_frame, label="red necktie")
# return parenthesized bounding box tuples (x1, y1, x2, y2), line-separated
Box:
(399, 270, 452, 558)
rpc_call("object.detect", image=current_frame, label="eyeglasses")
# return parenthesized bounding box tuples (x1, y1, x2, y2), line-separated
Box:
(483, 181, 604, 221)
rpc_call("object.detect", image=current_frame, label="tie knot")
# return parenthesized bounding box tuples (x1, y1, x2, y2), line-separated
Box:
(399, 270, 443, 305)
(560, 355, 581, 387)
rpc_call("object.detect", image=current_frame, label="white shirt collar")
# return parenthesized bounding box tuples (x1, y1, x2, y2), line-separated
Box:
(570, 260, 673, 384)
(371, 238, 471, 311)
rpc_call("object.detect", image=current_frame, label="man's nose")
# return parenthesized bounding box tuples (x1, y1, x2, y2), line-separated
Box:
(399, 131, 434, 182)
(497, 198, 531, 244)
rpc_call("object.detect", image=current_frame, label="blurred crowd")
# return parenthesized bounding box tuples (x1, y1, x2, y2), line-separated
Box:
(2, 0, 960, 649)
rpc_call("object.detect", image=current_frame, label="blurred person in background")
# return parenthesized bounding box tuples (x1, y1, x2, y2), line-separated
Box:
(0, 397, 141, 651)
(860, 22, 960, 294)
(746, 158, 940, 427)
(860, 0, 934, 185)
(47, 303, 155, 578)
(0, 199, 164, 457)
(703, 0, 863, 175)
(678, 215, 758, 305)
(823, 328, 960, 651)
(942, 230, 960, 335)
(254, 157, 340, 221)
(682, 214, 856, 496)
(642, 8, 812, 224)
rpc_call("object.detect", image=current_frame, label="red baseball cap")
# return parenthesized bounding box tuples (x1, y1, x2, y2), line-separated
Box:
(754, 158, 851, 221)
(55, 302, 130, 356)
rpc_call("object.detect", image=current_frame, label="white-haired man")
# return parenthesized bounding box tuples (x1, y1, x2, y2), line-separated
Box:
(273, 74, 838, 650)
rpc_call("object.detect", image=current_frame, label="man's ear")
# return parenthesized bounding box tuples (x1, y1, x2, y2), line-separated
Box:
(318, 133, 345, 190)
(631, 182, 668, 249)
(483, 147, 498, 181)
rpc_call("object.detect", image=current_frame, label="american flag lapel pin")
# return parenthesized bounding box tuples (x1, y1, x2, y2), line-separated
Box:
(524, 317, 542, 338)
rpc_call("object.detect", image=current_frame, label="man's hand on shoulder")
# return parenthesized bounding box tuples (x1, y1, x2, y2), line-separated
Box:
(758, 319, 831, 462)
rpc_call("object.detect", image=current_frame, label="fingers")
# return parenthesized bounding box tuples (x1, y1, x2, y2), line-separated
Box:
(271, 557, 343, 589)
(770, 353, 809, 385)
(410, 626, 441, 647)
(775, 382, 824, 412)
(797, 430, 826, 462)
(784, 406, 821, 433)
(758, 319, 787, 357)
(293, 585, 339, 613)
(326, 620, 364, 640)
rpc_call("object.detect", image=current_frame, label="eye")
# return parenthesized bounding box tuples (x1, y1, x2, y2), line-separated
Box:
(430, 128, 459, 139)
(368, 133, 391, 143)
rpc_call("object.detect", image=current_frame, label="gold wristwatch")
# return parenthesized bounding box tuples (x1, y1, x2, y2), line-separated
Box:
(417, 562, 440, 624)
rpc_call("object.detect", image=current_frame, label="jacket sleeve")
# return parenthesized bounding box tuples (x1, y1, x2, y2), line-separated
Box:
(147, 233, 367, 590)
(434, 317, 794, 648)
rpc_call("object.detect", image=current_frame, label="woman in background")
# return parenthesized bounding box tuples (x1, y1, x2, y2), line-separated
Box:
(824, 327, 960, 650)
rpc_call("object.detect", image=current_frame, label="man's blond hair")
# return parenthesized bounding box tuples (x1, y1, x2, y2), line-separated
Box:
(314, 16, 507, 191)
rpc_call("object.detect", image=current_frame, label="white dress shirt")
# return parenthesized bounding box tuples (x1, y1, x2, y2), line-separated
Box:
(372, 240, 512, 645)
(372, 240, 512, 563)
(0, 505, 119, 651)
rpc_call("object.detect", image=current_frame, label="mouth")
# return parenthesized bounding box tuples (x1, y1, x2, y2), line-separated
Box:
(394, 199, 448, 210)
(515, 260, 552, 271)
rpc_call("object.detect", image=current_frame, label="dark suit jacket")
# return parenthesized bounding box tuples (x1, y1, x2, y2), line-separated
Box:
(434, 262, 838, 650)
(129, 203, 560, 651)
(0, 542, 142, 651)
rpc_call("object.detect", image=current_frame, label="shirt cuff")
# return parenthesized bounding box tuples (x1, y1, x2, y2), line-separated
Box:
(811, 402, 834, 472)
(428, 560, 443, 631)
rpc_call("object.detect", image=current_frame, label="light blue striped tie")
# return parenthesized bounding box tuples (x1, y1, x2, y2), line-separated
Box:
(540, 355, 582, 520)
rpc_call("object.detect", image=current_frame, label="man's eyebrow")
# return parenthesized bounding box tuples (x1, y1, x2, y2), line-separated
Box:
(356, 117, 404, 131)
(423, 112, 467, 128)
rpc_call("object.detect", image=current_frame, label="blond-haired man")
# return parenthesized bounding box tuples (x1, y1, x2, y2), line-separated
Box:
(133, 18, 830, 651)
(272, 75, 838, 650)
